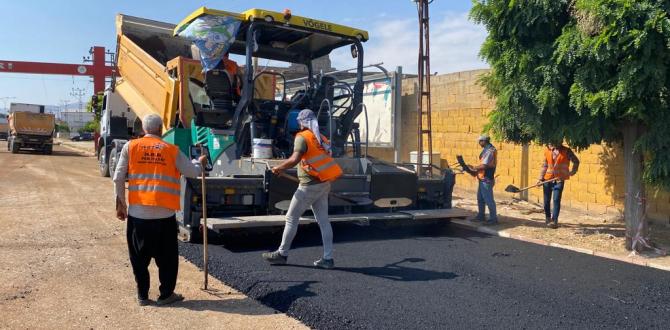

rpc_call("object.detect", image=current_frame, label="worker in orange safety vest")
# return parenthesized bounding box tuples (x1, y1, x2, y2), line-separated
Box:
(537, 142, 580, 228)
(262, 109, 342, 269)
(468, 135, 498, 225)
(113, 114, 207, 306)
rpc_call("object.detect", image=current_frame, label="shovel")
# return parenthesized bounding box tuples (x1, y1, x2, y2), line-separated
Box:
(199, 145, 209, 290)
(505, 177, 561, 193)
(260, 160, 372, 206)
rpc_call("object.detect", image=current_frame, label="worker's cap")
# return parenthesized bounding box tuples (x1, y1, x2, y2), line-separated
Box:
(478, 134, 490, 142)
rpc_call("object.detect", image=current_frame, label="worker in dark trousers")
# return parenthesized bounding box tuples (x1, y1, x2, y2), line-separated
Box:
(113, 114, 206, 306)
(537, 142, 579, 228)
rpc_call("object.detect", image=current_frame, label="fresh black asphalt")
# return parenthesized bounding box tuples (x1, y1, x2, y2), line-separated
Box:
(179, 220, 670, 329)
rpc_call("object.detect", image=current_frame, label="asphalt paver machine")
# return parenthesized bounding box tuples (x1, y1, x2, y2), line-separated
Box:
(112, 7, 456, 241)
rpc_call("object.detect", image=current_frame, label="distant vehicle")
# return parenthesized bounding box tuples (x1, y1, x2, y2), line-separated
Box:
(8, 111, 55, 154)
(71, 132, 94, 141)
(0, 113, 8, 140)
(9, 102, 45, 114)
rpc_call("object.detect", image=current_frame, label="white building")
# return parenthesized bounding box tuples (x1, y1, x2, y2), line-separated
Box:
(59, 111, 94, 133)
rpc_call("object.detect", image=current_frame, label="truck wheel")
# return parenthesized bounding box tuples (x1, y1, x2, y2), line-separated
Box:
(178, 180, 202, 243)
(99, 150, 110, 177)
(108, 148, 119, 175)
(10, 139, 19, 154)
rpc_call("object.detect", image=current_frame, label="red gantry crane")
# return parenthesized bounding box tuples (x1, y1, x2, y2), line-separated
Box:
(0, 46, 115, 94)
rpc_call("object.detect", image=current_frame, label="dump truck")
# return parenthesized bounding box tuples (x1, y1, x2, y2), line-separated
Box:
(110, 7, 456, 242)
(96, 89, 136, 177)
(0, 113, 8, 140)
(7, 111, 55, 154)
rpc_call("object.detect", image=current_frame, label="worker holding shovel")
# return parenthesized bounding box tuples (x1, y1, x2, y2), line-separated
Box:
(537, 143, 580, 228)
(262, 109, 343, 269)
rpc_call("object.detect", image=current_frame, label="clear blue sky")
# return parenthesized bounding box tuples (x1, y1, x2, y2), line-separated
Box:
(0, 0, 483, 110)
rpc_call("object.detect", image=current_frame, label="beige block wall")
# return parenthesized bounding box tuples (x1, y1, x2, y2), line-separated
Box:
(368, 69, 670, 224)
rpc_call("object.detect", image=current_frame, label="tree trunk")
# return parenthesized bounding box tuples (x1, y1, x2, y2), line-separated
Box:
(623, 121, 646, 251)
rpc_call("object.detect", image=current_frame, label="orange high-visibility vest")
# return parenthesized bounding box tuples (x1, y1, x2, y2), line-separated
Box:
(297, 130, 343, 182)
(544, 147, 571, 181)
(127, 136, 181, 210)
(222, 58, 240, 96)
(478, 146, 497, 181)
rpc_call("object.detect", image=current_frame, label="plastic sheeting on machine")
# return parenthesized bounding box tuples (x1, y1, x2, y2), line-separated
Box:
(176, 15, 241, 72)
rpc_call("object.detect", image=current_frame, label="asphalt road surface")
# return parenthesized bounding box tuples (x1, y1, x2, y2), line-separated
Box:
(181, 221, 670, 329)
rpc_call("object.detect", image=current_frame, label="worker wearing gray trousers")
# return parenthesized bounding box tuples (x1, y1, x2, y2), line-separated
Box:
(263, 109, 342, 269)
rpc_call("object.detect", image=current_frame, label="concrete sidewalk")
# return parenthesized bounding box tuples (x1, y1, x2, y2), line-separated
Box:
(451, 188, 670, 271)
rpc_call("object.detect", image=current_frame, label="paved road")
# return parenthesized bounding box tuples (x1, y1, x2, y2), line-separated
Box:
(181, 221, 670, 329)
(0, 142, 304, 329)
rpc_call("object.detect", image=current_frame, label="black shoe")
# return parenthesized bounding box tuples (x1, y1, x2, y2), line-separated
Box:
(313, 258, 335, 269)
(138, 298, 152, 306)
(545, 217, 551, 225)
(156, 293, 184, 306)
(262, 251, 288, 264)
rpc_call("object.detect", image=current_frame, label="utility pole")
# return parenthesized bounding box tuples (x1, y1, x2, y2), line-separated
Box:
(70, 88, 86, 112)
(0, 96, 16, 112)
(415, 0, 433, 177)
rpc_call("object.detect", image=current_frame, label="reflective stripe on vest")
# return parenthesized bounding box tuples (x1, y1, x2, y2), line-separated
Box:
(305, 153, 328, 165)
(127, 173, 180, 184)
(544, 147, 570, 181)
(128, 184, 180, 196)
(127, 136, 181, 210)
(477, 146, 497, 181)
(297, 130, 343, 182)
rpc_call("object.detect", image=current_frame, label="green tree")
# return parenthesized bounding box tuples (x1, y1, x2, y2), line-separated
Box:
(85, 92, 103, 131)
(471, 0, 670, 251)
(79, 121, 98, 134)
(56, 121, 70, 133)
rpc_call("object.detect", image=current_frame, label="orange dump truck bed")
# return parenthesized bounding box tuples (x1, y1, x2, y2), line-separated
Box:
(9, 112, 55, 136)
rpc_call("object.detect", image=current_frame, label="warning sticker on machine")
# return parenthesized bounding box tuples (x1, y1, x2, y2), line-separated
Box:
(212, 137, 220, 150)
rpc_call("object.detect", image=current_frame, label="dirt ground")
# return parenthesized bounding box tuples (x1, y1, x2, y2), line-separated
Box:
(452, 187, 670, 268)
(0, 141, 305, 329)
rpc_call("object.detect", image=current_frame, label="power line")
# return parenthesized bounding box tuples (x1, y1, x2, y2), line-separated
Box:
(70, 87, 86, 112)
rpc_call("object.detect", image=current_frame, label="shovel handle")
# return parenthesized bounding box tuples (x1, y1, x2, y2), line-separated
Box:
(257, 160, 301, 183)
(199, 145, 208, 290)
(517, 177, 561, 192)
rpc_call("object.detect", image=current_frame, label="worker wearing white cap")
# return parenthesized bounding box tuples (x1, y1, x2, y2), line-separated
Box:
(468, 134, 498, 224)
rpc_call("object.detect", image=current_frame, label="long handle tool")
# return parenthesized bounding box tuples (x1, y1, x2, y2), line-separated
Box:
(504, 177, 561, 193)
(200, 145, 209, 290)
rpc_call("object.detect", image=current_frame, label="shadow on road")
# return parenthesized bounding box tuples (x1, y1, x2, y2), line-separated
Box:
(173, 287, 288, 316)
(282, 258, 459, 282)
(218, 220, 492, 253)
(52, 150, 90, 157)
(255, 280, 319, 312)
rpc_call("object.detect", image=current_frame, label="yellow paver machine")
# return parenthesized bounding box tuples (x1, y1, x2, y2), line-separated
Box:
(108, 7, 459, 241)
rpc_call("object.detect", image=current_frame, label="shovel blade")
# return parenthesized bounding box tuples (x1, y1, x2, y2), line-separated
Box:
(504, 185, 520, 193)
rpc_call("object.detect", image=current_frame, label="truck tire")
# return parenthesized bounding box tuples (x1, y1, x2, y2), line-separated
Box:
(99, 149, 110, 177)
(108, 147, 119, 175)
(178, 180, 202, 243)
(10, 139, 19, 154)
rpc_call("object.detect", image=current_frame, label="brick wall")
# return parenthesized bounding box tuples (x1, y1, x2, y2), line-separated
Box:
(368, 69, 670, 224)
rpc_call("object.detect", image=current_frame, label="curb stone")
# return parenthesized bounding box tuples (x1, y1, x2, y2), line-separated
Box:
(450, 219, 669, 272)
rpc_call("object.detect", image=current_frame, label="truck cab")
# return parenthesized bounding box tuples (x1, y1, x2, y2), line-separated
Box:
(96, 90, 137, 177)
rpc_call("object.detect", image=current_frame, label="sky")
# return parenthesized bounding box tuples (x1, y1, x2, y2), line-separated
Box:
(0, 0, 488, 110)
